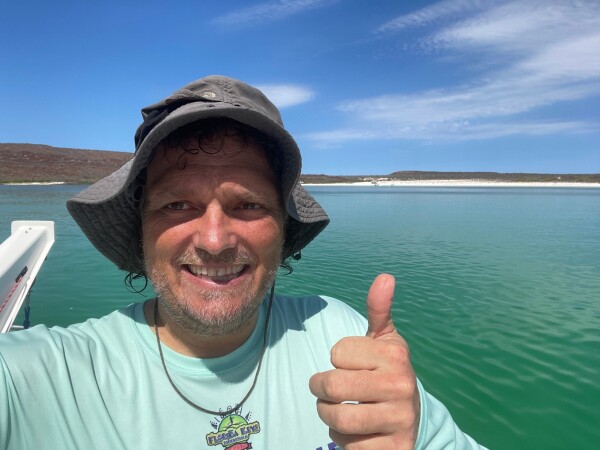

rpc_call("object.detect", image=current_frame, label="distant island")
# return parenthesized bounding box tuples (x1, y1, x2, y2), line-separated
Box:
(1, 143, 599, 185)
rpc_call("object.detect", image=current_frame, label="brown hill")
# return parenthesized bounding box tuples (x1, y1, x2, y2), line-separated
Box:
(0, 144, 133, 183)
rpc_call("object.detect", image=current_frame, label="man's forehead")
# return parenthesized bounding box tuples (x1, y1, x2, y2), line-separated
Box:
(146, 136, 277, 189)
(159, 129, 265, 155)
(143, 151, 284, 210)
(151, 137, 268, 169)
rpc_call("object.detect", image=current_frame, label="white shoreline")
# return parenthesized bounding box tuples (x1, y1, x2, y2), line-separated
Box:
(2, 181, 66, 185)
(2, 180, 599, 188)
(303, 180, 600, 188)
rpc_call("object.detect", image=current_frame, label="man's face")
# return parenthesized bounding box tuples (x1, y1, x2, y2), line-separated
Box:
(141, 134, 285, 336)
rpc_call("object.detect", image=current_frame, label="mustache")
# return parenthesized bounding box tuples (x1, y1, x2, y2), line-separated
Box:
(176, 248, 257, 266)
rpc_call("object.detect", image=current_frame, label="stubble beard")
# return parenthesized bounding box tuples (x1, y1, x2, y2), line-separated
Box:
(148, 247, 281, 337)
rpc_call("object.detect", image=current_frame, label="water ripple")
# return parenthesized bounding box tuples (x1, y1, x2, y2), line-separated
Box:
(3, 185, 599, 450)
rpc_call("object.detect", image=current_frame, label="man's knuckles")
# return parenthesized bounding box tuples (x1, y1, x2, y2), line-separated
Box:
(378, 338, 411, 365)
(388, 371, 418, 401)
(366, 369, 417, 404)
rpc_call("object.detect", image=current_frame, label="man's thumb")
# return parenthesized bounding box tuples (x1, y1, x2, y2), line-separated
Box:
(366, 273, 397, 339)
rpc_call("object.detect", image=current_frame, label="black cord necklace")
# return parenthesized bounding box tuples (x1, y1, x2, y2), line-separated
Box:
(153, 284, 274, 416)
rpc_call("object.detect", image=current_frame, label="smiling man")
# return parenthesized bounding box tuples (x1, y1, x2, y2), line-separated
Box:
(142, 123, 286, 357)
(0, 76, 486, 449)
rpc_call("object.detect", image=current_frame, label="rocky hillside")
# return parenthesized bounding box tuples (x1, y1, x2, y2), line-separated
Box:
(0, 144, 132, 183)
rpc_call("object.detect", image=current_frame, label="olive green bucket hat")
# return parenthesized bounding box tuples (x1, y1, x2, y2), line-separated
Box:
(67, 75, 329, 274)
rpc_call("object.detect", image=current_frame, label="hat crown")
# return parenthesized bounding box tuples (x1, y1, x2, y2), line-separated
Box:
(135, 76, 284, 151)
(175, 76, 284, 126)
(141, 76, 283, 126)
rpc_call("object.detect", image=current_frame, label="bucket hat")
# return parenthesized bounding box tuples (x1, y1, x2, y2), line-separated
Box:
(67, 75, 329, 274)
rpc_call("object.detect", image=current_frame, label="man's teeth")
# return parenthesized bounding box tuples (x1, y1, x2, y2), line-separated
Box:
(188, 264, 245, 278)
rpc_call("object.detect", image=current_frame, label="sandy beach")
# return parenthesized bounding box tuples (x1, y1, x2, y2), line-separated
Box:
(2, 180, 599, 188)
(2, 182, 66, 186)
(304, 180, 600, 188)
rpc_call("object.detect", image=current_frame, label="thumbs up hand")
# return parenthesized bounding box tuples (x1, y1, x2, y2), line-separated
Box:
(309, 274, 420, 449)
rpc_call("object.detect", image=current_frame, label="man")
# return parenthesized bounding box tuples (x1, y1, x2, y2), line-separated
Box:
(0, 76, 486, 449)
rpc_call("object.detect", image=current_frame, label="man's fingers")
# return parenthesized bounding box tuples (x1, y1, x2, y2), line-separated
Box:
(309, 366, 415, 403)
(328, 430, 384, 450)
(366, 273, 397, 339)
(329, 429, 414, 450)
(327, 336, 410, 371)
(317, 400, 418, 444)
(316, 400, 402, 435)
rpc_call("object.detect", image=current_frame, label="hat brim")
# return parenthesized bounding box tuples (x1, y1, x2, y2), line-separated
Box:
(67, 101, 329, 273)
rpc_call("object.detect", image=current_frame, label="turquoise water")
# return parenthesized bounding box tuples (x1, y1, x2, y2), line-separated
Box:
(1, 184, 599, 449)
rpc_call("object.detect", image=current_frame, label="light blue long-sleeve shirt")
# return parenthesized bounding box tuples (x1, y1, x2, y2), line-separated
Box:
(0, 295, 487, 449)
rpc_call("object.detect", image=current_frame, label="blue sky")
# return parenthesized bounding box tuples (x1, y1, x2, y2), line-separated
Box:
(1, 0, 599, 174)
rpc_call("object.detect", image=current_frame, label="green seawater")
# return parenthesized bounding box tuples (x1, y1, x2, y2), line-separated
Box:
(1, 184, 599, 450)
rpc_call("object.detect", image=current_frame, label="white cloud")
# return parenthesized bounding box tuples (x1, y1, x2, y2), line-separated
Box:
(428, 0, 600, 55)
(304, 119, 598, 146)
(519, 32, 600, 80)
(309, 0, 600, 145)
(255, 84, 315, 108)
(376, 0, 490, 34)
(212, 0, 335, 26)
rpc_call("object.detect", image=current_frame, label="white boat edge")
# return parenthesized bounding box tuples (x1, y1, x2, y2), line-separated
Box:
(0, 221, 55, 333)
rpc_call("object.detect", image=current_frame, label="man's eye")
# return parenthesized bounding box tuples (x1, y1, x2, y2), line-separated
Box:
(165, 202, 189, 210)
(241, 203, 261, 210)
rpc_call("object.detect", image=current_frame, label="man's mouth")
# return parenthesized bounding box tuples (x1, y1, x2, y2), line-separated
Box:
(185, 264, 246, 282)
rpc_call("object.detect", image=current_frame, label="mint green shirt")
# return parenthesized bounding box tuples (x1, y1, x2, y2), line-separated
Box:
(0, 295, 486, 449)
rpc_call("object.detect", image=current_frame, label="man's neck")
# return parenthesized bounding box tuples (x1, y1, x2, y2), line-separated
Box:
(143, 299, 259, 358)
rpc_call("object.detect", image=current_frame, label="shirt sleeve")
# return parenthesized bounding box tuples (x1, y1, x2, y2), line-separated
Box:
(414, 379, 488, 450)
(0, 354, 13, 449)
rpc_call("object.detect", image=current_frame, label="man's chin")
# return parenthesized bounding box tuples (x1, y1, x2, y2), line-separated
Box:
(150, 263, 278, 337)
(160, 294, 264, 337)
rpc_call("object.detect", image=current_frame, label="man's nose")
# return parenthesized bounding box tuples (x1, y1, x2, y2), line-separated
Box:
(191, 205, 236, 255)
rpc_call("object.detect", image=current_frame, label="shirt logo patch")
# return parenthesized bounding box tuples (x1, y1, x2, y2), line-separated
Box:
(206, 407, 260, 449)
